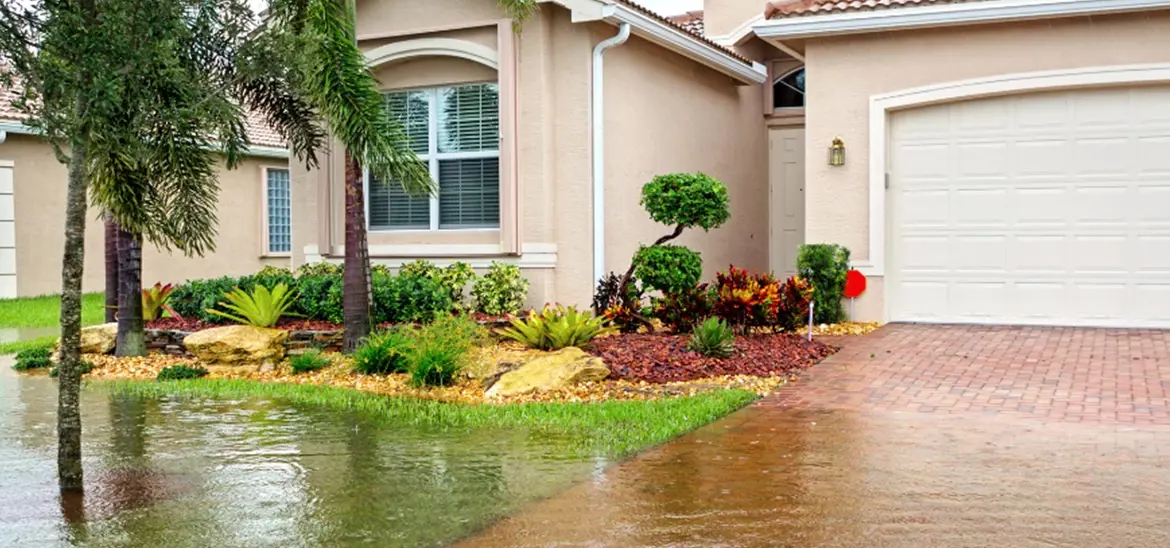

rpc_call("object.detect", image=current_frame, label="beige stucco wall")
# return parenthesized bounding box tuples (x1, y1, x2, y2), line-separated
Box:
(602, 30, 769, 286)
(804, 11, 1170, 321)
(1, 133, 288, 297)
(703, 0, 763, 38)
(293, 1, 766, 309)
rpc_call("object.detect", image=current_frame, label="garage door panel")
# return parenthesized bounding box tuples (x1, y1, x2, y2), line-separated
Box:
(890, 85, 1170, 328)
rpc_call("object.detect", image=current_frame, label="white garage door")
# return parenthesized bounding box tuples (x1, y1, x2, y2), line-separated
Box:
(889, 85, 1170, 328)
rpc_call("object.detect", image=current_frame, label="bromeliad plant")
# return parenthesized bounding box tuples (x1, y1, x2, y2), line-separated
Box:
(141, 282, 180, 321)
(688, 317, 736, 358)
(207, 283, 299, 328)
(498, 305, 616, 351)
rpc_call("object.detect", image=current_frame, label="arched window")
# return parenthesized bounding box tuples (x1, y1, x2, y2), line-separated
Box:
(773, 67, 805, 109)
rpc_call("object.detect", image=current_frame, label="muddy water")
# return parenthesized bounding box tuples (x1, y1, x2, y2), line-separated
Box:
(459, 406, 1170, 548)
(0, 367, 600, 548)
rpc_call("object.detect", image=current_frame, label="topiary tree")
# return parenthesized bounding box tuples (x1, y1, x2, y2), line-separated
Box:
(612, 173, 730, 331)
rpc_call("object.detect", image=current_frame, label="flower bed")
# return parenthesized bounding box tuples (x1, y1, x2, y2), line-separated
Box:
(590, 333, 835, 383)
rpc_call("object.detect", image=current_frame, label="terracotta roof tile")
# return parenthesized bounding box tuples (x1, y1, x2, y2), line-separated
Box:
(0, 77, 286, 150)
(615, 1, 752, 66)
(766, 0, 981, 19)
(666, 10, 705, 36)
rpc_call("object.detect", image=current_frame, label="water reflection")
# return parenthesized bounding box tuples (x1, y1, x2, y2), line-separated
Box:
(460, 407, 1170, 547)
(0, 367, 598, 547)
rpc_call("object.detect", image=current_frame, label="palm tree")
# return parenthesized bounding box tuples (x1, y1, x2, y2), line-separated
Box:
(269, 0, 536, 350)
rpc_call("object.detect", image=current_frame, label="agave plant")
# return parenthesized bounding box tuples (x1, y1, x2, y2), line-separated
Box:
(498, 305, 615, 351)
(207, 284, 299, 328)
(141, 282, 180, 321)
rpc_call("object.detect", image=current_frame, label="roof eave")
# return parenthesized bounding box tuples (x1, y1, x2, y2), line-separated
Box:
(753, 0, 1170, 41)
(0, 119, 290, 159)
(604, 4, 766, 84)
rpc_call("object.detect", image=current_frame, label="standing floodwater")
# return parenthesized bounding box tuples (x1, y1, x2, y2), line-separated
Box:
(0, 367, 599, 547)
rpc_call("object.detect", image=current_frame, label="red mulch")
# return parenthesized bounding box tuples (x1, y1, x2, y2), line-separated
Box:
(588, 333, 837, 384)
(146, 318, 342, 332)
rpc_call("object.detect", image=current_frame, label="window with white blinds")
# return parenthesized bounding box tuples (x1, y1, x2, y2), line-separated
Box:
(368, 83, 500, 231)
(265, 168, 291, 254)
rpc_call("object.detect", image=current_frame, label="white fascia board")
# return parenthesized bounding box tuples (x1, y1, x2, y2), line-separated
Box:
(606, 5, 766, 84)
(0, 118, 289, 159)
(753, 0, 1170, 40)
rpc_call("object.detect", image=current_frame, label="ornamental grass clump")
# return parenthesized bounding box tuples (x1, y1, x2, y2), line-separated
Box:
(404, 315, 487, 387)
(289, 349, 331, 374)
(156, 365, 209, 381)
(352, 329, 412, 375)
(12, 347, 53, 371)
(498, 305, 615, 351)
(687, 317, 736, 358)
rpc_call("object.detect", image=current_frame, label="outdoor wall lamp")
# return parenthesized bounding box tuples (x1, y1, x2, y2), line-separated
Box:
(828, 137, 846, 166)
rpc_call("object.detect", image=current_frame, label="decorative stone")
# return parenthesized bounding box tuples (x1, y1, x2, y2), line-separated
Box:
(79, 323, 118, 354)
(182, 325, 288, 370)
(485, 347, 610, 398)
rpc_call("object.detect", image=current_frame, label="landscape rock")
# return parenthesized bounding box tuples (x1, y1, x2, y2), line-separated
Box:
(69, 323, 119, 354)
(485, 347, 610, 398)
(183, 325, 288, 371)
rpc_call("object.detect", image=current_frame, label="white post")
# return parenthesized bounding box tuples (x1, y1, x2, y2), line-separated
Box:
(808, 300, 815, 342)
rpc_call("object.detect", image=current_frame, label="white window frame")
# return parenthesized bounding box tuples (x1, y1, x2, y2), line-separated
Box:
(262, 166, 292, 257)
(366, 83, 501, 232)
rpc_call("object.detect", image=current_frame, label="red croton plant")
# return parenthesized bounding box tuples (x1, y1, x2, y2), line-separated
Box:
(711, 266, 812, 334)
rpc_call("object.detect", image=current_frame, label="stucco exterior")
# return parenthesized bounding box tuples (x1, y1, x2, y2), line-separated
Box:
(0, 133, 287, 297)
(803, 11, 1170, 321)
(293, 1, 768, 309)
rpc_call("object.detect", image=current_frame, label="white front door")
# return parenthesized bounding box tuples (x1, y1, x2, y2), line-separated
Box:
(888, 86, 1170, 327)
(769, 127, 805, 277)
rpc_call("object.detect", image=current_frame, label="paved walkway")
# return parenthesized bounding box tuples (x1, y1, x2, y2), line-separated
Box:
(459, 325, 1170, 547)
(766, 324, 1170, 424)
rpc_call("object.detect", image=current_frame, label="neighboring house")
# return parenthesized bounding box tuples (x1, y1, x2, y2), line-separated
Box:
(290, 0, 1170, 329)
(0, 87, 292, 297)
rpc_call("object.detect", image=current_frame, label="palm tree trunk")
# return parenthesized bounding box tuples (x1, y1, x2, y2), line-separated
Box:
(115, 225, 145, 357)
(58, 135, 88, 493)
(104, 214, 119, 323)
(342, 152, 371, 352)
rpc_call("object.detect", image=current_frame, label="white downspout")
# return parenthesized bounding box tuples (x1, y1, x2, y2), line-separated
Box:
(591, 22, 630, 287)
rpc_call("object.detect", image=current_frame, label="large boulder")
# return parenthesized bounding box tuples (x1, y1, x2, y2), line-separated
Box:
(75, 323, 118, 354)
(485, 347, 609, 398)
(183, 325, 288, 371)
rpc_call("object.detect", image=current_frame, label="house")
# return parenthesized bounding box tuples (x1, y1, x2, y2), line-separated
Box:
(0, 87, 292, 297)
(7, 0, 1169, 331)
(290, 0, 1170, 329)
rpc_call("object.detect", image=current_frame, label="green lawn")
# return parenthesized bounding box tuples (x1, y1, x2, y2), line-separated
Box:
(111, 379, 758, 459)
(0, 293, 106, 354)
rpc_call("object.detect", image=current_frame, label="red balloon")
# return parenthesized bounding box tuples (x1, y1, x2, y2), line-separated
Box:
(843, 269, 867, 298)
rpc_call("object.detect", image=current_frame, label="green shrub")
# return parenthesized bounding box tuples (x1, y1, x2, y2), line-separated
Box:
(688, 318, 735, 358)
(12, 347, 53, 371)
(352, 329, 412, 375)
(394, 260, 476, 309)
(473, 261, 529, 316)
(289, 349, 331, 374)
(295, 261, 342, 277)
(653, 285, 712, 333)
(640, 173, 730, 232)
(498, 305, 615, 351)
(633, 244, 703, 295)
(294, 273, 344, 323)
(797, 244, 851, 324)
(156, 365, 209, 381)
(404, 315, 487, 387)
(593, 272, 644, 333)
(207, 283, 299, 327)
(49, 360, 95, 378)
(371, 271, 453, 324)
(169, 276, 243, 323)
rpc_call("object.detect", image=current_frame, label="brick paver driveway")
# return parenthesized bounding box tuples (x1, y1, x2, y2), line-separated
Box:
(767, 324, 1170, 424)
(460, 324, 1170, 548)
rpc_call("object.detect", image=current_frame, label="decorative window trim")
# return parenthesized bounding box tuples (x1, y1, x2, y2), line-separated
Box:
(364, 38, 499, 71)
(261, 165, 292, 257)
(366, 83, 501, 232)
(862, 63, 1170, 279)
(773, 66, 806, 110)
